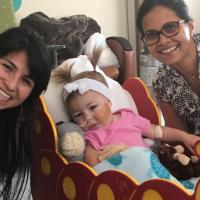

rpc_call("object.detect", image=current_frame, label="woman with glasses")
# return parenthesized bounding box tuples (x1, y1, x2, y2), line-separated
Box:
(137, 0, 200, 135)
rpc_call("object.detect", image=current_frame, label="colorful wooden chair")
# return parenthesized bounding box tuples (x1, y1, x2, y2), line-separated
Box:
(30, 78, 200, 200)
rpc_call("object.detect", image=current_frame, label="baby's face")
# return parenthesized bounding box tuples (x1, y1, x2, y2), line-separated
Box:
(68, 90, 113, 131)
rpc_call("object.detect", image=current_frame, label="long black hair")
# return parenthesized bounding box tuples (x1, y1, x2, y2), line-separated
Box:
(0, 27, 52, 199)
(136, 0, 193, 34)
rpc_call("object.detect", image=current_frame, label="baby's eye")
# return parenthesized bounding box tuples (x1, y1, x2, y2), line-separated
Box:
(73, 112, 82, 118)
(90, 105, 97, 111)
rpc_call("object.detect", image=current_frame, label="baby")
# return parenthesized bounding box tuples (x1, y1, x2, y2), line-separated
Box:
(61, 70, 200, 167)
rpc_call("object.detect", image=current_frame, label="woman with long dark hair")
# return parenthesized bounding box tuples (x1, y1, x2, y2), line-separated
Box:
(0, 26, 52, 199)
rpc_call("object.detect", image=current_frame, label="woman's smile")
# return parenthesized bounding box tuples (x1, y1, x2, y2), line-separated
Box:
(158, 44, 179, 54)
(0, 88, 11, 101)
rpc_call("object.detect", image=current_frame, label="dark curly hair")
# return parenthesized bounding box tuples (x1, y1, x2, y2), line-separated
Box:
(136, 0, 193, 34)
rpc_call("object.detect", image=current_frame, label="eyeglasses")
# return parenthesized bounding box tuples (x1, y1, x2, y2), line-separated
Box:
(142, 20, 186, 46)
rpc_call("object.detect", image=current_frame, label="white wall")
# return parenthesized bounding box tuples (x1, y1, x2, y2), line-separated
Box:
(15, 0, 200, 66)
(15, 0, 128, 38)
(127, 0, 137, 52)
(185, 0, 200, 33)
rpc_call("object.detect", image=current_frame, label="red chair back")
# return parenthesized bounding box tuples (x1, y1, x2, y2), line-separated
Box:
(122, 77, 161, 125)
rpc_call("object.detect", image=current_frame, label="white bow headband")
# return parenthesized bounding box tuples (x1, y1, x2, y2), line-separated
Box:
(63, 78, 111, 101)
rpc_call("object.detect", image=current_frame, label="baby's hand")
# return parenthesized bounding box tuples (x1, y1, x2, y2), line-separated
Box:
(97, 144, 129, 161)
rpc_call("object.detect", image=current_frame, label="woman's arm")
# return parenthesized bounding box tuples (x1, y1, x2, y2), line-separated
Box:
(158, 100, 189, 131)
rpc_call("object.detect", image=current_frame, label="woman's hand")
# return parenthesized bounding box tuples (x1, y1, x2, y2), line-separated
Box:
(97, 144, 129, 161)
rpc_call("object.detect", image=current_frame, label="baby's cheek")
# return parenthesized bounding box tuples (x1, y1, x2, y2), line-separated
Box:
(94, 103, 112, 124)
